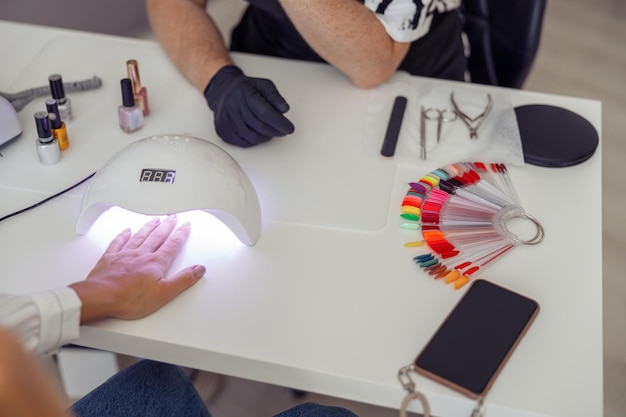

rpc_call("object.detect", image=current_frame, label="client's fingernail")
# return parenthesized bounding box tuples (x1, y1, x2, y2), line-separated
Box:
(192, 265, 206, 279)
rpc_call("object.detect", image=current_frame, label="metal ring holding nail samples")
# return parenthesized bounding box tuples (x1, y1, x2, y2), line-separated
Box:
(498, 209, 545, 246)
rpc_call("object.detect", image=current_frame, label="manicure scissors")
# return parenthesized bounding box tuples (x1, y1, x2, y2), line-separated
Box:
(419, 107, 457, 160)
(423, 108, 457, 143)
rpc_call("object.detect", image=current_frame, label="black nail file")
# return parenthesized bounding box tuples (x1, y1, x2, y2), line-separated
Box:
(380, 96, 407, 157)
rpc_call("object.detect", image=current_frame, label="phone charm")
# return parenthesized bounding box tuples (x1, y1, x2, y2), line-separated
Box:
(398, 364, 487, 417)
(397, 365, 431, 417)
(471, 398, 486, 417)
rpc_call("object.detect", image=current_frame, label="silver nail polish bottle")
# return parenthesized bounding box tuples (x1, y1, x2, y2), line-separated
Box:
(34, 111, 60, 165)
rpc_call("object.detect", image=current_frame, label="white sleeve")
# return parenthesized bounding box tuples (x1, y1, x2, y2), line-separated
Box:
(0, 288, 82, 355)
(364, 0, 461, 43)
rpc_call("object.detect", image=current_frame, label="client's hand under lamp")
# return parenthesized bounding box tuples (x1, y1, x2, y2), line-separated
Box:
(69, 215, 205, 324)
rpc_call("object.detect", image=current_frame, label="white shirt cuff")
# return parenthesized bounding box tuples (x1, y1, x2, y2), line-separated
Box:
(31, 287, 82, 354)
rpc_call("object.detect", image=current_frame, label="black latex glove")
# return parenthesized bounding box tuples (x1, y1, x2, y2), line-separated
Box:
(204, 65, 295, 147)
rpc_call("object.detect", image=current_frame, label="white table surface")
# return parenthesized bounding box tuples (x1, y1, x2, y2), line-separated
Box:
(0, 21, 603, 417)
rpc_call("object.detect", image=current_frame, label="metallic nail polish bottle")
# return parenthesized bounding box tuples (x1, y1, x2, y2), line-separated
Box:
(118, 78, 144, 133)
(46, 98, 69, 150)
(34, 111, 60, 165)
(48, 74, 73, 122)
(126, 59, 150, 116)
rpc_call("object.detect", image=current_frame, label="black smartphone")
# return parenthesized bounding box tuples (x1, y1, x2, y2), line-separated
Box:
(413, 279, 539, 399)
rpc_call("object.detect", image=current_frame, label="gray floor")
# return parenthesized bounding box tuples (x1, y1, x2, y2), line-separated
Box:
(3, 0, 625, 415)
(523, 2, 626, 417)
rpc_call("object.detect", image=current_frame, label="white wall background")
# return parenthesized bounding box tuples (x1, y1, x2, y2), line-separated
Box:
(0, 0, 246, 40)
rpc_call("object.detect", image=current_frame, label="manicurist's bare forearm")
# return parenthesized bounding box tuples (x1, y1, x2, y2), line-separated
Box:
(278, 0, 409, 88)
(146, 0, 233, 91)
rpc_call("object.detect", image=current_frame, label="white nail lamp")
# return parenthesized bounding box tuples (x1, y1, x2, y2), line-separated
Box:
(76, 134, 262, 245)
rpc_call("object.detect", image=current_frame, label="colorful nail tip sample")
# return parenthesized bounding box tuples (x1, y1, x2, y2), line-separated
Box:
(400, 162, 544, 290)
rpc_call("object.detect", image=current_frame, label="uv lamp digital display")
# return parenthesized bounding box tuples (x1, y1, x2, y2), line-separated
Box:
(76, 134, 262, 245)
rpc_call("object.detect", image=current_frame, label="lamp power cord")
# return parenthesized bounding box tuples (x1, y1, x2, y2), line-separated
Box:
(0, 172, 96, 224)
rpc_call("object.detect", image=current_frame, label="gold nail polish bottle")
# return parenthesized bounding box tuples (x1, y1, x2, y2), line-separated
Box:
(46, 98, 69, 150)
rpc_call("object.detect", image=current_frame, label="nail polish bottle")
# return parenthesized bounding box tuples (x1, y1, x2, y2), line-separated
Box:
(34, 111, 60, 165)
(46, 98, 69, 150)
(118, 78, 144, 133)
(48, 74, 73, 122)
(126, 59, 150, 116)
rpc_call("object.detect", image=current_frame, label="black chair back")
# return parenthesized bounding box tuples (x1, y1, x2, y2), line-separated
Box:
(461, 0, 547, 88)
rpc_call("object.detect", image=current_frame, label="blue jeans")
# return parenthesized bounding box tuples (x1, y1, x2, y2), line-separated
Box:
(71, 360, 210, 417)
(275, 403, 359, 417)
(72, 360, 358, 417)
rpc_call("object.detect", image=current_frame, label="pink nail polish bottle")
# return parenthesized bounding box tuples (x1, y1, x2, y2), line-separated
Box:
(118, 78, 144, 133)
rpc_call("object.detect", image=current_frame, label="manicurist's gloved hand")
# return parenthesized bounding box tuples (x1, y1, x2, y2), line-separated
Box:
(204, 65, 295, 147)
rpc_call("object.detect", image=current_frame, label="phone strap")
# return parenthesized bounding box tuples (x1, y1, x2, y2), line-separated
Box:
(471, 398, 485, 417)
(397, 364, 486, 417)
(397, 365, 431, 417)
